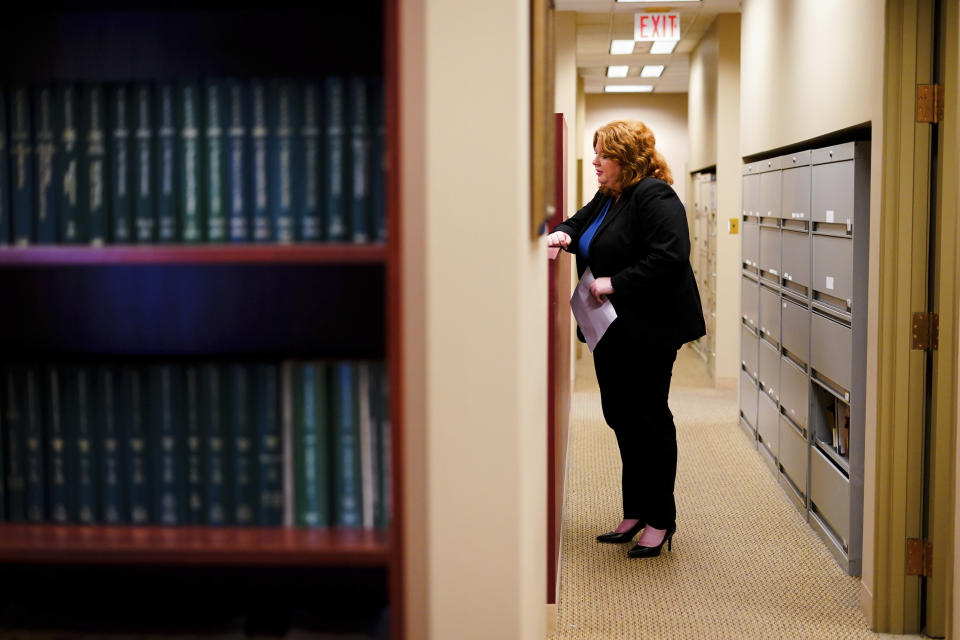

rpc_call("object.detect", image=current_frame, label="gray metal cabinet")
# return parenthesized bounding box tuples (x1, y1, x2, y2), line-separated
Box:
(812, 234, 853, 308)
(811, 311, 852, 394)
(742, 274, 759, 329)
(781, 296, 809, 364)
(758, 392, 779, 457)
(759, 226, 780, 280)
(779, 357, 808, 430)
(742, 221, 759, 269)
(779, 415, 808, 497)
(811, 447, 851, 550)
(759, 284, 780, 344)
(759, 167, 781, 219)
(812, 160, 855, 227)
(742, 171, 761, 217)
(758, 337, 780, 399)
(741, 324, 759, 380)
(780, 153, 811, 221)
(781, 229, 810, 289)
(740, 370, 758, 431)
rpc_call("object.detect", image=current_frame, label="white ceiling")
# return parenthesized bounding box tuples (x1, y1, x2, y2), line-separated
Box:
(555, 0, 742, 93)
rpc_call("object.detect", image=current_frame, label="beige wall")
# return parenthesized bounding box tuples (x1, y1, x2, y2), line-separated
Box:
(688, 22, 717, 174)
(740, 0, 885, 618)
(583, 93, 689, 205)
(401, 1, 547, 638)
(555, 11, 579, 221)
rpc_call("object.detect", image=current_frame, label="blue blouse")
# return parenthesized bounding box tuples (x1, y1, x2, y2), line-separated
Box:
(577, 197, 613, 259)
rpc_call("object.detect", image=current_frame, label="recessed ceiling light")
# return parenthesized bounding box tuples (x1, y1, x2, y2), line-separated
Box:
(607, 65, 629, 78)
(640, 65, 664, 78)
(649, 40, 678, 54)
(610, 39, 635, 55)
(605, 85, 654, 93)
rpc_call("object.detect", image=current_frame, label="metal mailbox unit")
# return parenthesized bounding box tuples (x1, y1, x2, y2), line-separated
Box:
(738, 140, 869, 576)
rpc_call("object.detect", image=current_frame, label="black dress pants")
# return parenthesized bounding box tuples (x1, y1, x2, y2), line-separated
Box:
(592, 320, 678, 530)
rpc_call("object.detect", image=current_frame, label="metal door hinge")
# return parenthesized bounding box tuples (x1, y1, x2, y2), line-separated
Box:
(912, 312, 939, 350)
(906, 538, 933, 576)
(917, 84, 944, 123)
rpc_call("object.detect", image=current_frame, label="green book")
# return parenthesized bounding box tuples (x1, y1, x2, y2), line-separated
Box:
(201, 364, 230, 525)
(34, 86, 58, 244)
(323, 77, 346, 241)
(331, 362, 361, 527)
(229, 364, 255, 525)
(108, 84, 133, 243)
(3, 367, 26, 520)
(268, 79, 298, 244)
(294, 362, 329, 527)
(80, 84, 108, 245)
(347, 76, 370, 243)
(204, 80, 228, 243)
(371, 361, 390, 528)
(151, 364, 186, 525)
(9, 86, 34, 245)
(177, 81, 203, 243)
(57, 85, 81, 243)
(369, 78, 386, 243)
(96, 366, 126, 524)
(254, 363, 283, 525)
(156, 82, 178, 243)
(121, 366, 151, 524)
(73, 367, 98, 524)
(299, 82, 322, 241)
(23, 366, 45, 523)
(0, 87, 8, 243)
(226, 80, 250, 242)
(250, 79, 271, 242)
(184, 364, 204, 524)
(133, 83, 155, 243)
(48, 367, 74, 523)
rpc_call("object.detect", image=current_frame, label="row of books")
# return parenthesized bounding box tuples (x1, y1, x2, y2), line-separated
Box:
(0, 77, 385, 246)
(0, 360, 390, 528)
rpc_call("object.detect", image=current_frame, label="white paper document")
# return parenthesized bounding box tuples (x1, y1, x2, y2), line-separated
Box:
(570, 267, 618, 352)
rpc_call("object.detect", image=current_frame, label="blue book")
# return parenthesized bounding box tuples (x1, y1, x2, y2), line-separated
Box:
(9, 86, 34, 245)
(249, 80, 271, 243)
(204, 80, 228, 243)
(323, 77, 347, 241)
(33, 86, 58, 244)
(201, 364, 230, 525)
(294, 362, 329, 528)
(0, 88, 8, 244)
(46, 367, 73, 523)
(23, 366, 45, 522)
(132, 83, 155, 243)
(371, 361, 390, 528)
(177, 82, 203, 243)
(268, 80, 298, 244)
(96, 366, 126, 524)
(299, 82, 322, 242)
(73, 367, 98, 524)
(80, 84, 108, 245)
(120, 366, 151, 524)
(228, 364, 255, 525)
(225, 80, 250, 243)
(254, 363, 283, 525)
(369, 78, 386, 243)
(108, 84, 133, 244)
(184, 364, 204, 524)
(3, 367, 27, 521)
(156, 82, 178, 243)
(151, 364, 186, 525)
(57, 85, 81, 243)
(347, 76, 370, 243)
(331, 362, 361, 527)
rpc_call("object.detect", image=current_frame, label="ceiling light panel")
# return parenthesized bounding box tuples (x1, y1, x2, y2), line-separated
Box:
(649, 40, 677, 54)
(607, 65, 629, 78)
(640, 65, 664, 78)
(605, 85, 654, 93)
(609, 39, 635, 55)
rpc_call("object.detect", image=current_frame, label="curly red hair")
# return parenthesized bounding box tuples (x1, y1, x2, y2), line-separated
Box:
(593, 120, 673, 194)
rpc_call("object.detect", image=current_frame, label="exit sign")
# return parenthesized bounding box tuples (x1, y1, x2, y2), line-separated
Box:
(634, 13, 680, 41)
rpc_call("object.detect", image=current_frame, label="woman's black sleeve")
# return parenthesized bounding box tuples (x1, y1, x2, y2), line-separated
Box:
(551, 191, 603, 254)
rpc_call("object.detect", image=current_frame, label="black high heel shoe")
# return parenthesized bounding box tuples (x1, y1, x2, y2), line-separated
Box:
(596, 520, 644, 543)
(626, 524, 676, 558)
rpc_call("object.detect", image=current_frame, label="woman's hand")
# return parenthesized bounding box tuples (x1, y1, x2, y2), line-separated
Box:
(589, 277, 614, 303)
(547, 231, 572, 249)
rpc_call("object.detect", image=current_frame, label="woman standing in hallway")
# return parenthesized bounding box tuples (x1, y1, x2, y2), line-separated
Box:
(547, 120, 705, 558)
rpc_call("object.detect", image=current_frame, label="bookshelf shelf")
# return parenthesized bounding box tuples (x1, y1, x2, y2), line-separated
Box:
(0, 524, 389, 567)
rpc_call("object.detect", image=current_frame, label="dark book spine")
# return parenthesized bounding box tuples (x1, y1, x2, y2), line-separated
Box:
(230, 364, 255, 525)
(268, 80, 297, 244)
(74, 367, 98, 524)
(57, 85, 81, 243)
(300, 82, 322, 241)
(348, 76, 370, 243)
(369, 78, 386, 243)
(225, 81, 249, 243)
(81, 84, 108, 245)
(331, 362, 361, 527)
(122, 366, 151, 524)
(250, 80, 271, 243)
(201, 364, 230, 525)
(10, 86, 34, 245)
(294, 362, 329, 527)
(23, 366, 45, 522)
(323, 77, 346, 241)
(255, 363, 283, 525)
(204, 80, 227, 243)
(133, 83, 155, 243)
(3, 368, 27, 521)
(372, 361, 390, 529)
(184, 364, 204, 524)
(151, 364, 186, 525)
(52, 367, 75, 522)
(97, 366, 126, 524)
(108, 84, 133, 243)
(156, 83, 178, 243)
(34, 86, 58, 244)
(0, 88, 8, 244)
(178, 82, 203, 243)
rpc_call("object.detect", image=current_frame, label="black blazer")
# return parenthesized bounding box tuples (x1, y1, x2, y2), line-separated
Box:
(553, 178, 706, 350)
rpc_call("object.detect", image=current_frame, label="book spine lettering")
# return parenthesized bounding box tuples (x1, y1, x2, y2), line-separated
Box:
(109, 84, 132, 243)
(58, 85, 81, 243)
(300, 83, 321, 241)
(226, 81, 249, 242)
(231, 364, 255, 525)
(83, 85, 107, 245)
(255, 364, 283, 525)
(205, 81, 227, 243)
(10, 87, 34, 245)
(324, 77, 346, 241)
(34, 87, 58, 244)
(24, 367, 45, 522)
(125, 367, 150, 524)
(269, 80, 296, 244)
(178, 82, 203, 243)
(98, 367, 125, 524)
(348, 76, 369, 243)
(74, 367, 97, 523)
(156, 83, 177, 242)
(250, 80, 270, 242)
(185, 365, 204, 524)
(153, 364, 185, 525)
(133, 84, 155, 243)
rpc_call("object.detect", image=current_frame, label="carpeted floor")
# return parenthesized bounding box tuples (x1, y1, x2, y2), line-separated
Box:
(552, 346, 916, 640)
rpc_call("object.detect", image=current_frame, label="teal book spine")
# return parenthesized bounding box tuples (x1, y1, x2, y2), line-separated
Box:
(96, 366, 126, 524)
(151, 364, 186, 525)
(201, 364, 230, 525)
(299, 82, 322, 241)
(121, 366, 151, 524)
(254, 363, 283, 525)
(369, 78, 386, 243)
(80, 84, 107, 245)
(156, 82, 178, 243)
(133, 83, 155, 243)
(372, 361, 390, 528)
(347, 76, 370, 243)
(0, 88, 8, 243)
(52, 367, 76, 523)
(294, 362, 329, 527)
(184, 364, 204, 525)
(177, 82, 203, 243)
(331, 362, 361, 527)
(73, 367, 97, 524)
(225, 80, 249, 242)
(229, 364, 255, 525)
(204, 80, 227, 243)
(250, 80, 271, 243)
(108, 84, 133, 244)
(34, 86, 58, 244)
(23, 366, 45, 522)
(3, 367, 27, 521)
(10, 86, 34, 245)
(268, 80, 297, 244)
(323, 77, 346, 241)
(57, 85, 81, 243)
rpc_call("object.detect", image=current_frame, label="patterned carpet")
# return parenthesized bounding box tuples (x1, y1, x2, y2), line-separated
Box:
(551, 347, 913, 640)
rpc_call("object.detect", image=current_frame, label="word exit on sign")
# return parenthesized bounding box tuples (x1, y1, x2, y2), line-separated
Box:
(634, 12, 680, 41)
